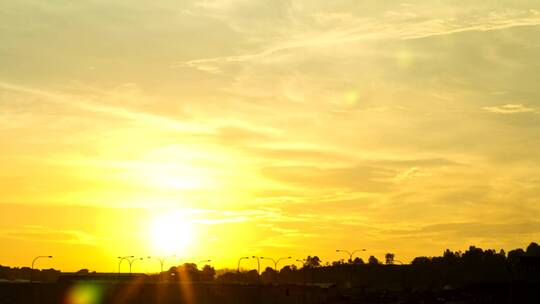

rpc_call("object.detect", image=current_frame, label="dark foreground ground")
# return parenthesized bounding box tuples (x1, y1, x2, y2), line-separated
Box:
(1, 281, 539, 304)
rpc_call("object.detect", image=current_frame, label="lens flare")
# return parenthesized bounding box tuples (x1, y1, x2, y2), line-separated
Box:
(344, 91, 359, 107)
(64, 283, 104, 304)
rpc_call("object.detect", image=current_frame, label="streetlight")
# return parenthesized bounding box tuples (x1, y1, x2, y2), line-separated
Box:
(237, 256, 249, 272)
(296, 259, 308, 288)
(117, 256, 134, 273)
(128, 257, 143, 274)
(336, 249, 366, 263)
(336, 249, 366, 288)
(260, 256, 292, 271)
(197, 259, 211, 267)
(148, 255, 176, 281)
(117, 256, 142, 274)
(252, 256, 260, 274)
(30, 256, 53, 282)
(147, 255, 176, 274)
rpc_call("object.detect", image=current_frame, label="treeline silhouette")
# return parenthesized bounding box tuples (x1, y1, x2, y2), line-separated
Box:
(209, 242, 540, 288)
(1, 243, 539, 304)
(2, 242, 539, 288)
(0, 266, 60, 283)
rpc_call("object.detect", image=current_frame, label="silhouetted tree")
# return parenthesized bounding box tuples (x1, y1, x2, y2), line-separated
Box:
(462, 246, 483, 265)
(526, 242, 540, 256)
(332, 259, 346, 266)
(244, 269, 260, 283)
(304, 256, 321, 268)
(412, 256, 431, 266)
(368, 255, 380, 265)
(385, 253, 395, 264)
(200, 265, 216, 281)
(508, 248, 525, 265)
(261, 267, 277, 283)
(280, 265, 293, 273)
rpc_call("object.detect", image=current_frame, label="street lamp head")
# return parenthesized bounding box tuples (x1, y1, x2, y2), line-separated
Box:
(287, 256, 292, 258)
(336, 249, 340, 252)
(48, 256, 53, 258)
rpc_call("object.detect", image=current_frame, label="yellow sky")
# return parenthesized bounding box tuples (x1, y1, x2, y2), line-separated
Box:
(1, 1, 540, 272)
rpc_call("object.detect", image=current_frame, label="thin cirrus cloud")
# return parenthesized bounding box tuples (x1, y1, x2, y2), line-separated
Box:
(483, 104, 538, 114)
(0, 81, 209, 134)
(173, 7, 540, 73)
(380, 221, 540, 242)
(0, 225, 106, 246)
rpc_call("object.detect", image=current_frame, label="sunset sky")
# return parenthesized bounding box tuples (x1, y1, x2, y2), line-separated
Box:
(1, 1, 540, 272)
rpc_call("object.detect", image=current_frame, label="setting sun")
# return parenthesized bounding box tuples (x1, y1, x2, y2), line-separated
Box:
(148, 213, 195, 256)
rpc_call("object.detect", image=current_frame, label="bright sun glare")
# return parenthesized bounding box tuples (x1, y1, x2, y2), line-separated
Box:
(148, 213, 195, 256)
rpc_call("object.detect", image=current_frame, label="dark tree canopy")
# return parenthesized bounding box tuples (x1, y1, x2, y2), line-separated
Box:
(368, 255, 380, 265)
(385, 253, 395, 264)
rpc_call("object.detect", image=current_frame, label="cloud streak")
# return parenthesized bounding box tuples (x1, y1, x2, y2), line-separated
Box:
(483, 104, 538, 114)
(0, 225, 106, 246)
(0, 81, 209, 134)
(174, 8, 540, 73)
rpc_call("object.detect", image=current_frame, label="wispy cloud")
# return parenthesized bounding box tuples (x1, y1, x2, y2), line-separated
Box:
(483, 104, 537, 114)
(0, 81, 208, 133)
(0, 225, 106, 245)
(173, 8, 540, 73)
(261, 165, 395, 192)
(386, 221, 540, 238)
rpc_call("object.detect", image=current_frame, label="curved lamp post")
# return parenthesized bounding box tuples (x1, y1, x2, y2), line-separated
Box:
(296, 259, 308, 287)
(295, 259, 307, 267)
(260, 256, 292, 271)
(197, 259, 211, 267)
(128, 257, 143, 274)
(147, 255, 176, 274)
(252, 256, 260, 274)
(147, 255, 176, 281)
(336, 249, 366, 263)
(237, 256, 249, 272)
(30, 255, 53, 282)
(117, 256, 134, 273)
